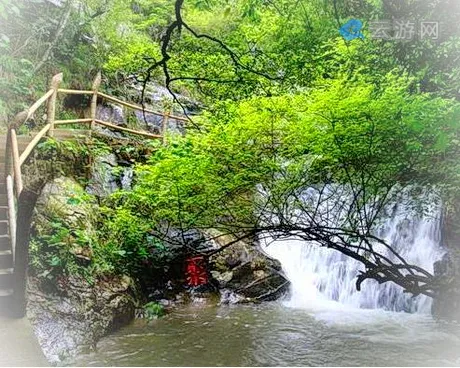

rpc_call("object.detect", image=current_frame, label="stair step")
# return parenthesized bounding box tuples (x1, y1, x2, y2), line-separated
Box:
(0, 289, 13, 297)
(0, 206, 8, 221)
(0, 250, 13, 269)
(0, 235, 10, 251)
(0, 196, 7, 206)
(0, 271, 13, 289)
(0, 221, 8, 235)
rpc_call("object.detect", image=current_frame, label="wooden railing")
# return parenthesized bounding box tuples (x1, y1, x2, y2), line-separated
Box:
(5, 72, 187, 258)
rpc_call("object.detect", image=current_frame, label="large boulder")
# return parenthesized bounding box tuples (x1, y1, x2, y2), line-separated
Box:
(431, 204, 460, 321)
(28, 177, 138, 363)
(432, 252, 460, 321)
(32, 176, 99, 268)
(27, 275, 137, 364)
(35, 176, 96, 218)
(208, 233, 289, 303)
(96, 103, 125, 125)
(86, 153, 120, 197)
(433, 205, 460, 321)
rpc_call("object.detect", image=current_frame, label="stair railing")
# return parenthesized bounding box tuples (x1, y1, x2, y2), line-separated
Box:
(5, 72, 185, 261)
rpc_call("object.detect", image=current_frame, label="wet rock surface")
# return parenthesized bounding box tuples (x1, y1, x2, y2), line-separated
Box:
(209, 234, 290, 303)
(29, 176, 139, 364)
(91, 80, 198, 138)
(435, 206, 460, 321)
(86, 153, 119, 197)
(34, 177, 98, 233)
(27, 275, 137, 364)
(432, 252, 460, 321)
(96, 103, 125, 125)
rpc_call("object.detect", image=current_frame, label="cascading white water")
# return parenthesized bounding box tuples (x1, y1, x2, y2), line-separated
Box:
(264, 196, 443, 314)
(121, 167, 134, 191)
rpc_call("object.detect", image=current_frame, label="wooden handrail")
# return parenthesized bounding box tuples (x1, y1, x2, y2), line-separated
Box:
(19, 124, 51, 167)
(57, 89, 93, 95)
(4, 129, 12, 177)
(9, 89, 51, 131)
(5, 71, 187, 201)
(97, 91, 188, 122)
(25, 89, 54, 122)
(55, 118, 92, 125)
(94, 119, 162, 139)
(4, 71, 193, 279)
(5, 72, 182, 174)
(56, 88, 188, 122)
(97, 91, 164, 116)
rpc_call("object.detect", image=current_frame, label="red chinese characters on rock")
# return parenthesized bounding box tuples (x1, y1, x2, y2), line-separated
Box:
(185, 256, 209, 286)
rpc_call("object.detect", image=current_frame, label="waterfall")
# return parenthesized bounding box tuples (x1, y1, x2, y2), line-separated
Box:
(121, 167, 134, 191)
(264, 194, 443, 314)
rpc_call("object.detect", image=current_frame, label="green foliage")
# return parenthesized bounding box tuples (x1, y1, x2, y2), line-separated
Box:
(29, 177, 177, 283)
(30, 134, 180, 282)
(104, 34, 160, 75)
(119, 73, 460, 234)
(0, 0, 157, 123)
(29, 182, 100, 283)
(37, 136, 112, 167)
(4, 0, 460, 118)
(95, 205, 178, 276)
(15, 0, 460, 288)
(96, 207, 150, 273)
(30, 218, 82, 281)
(143, 301, 165, 319)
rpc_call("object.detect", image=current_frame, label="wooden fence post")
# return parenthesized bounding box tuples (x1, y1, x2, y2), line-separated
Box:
(6, 175, 16, 260)
(6, 112, 27, 177)
(90, 72, 102, 134)
(47, 73, 63, 138)
(10, 129, 23, 195)
(161, 111, 170, 146)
